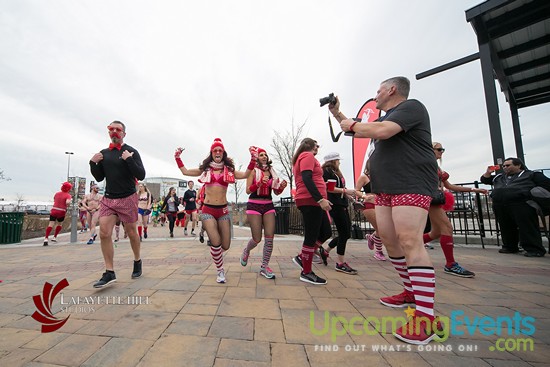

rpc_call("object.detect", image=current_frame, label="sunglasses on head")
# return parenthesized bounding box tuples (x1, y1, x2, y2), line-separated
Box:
(435, 148, 445, 152)
(107, 126, 124, 133)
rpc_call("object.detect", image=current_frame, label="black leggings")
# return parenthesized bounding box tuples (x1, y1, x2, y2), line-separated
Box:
(167, 212, 177, 233)
(327, 205, 351, 256)
(298, 205, 332, 248)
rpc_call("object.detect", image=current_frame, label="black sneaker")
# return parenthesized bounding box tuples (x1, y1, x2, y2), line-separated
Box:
(300, 271, 327, 285)
(292, 255, 303, 270)
(170, 232, 174, 238)
(199, 232, 205, 243)
(319, 246, 329, 266)
(144, 231, 148, 239)
(335, 262, 358, 275)
(43, 239, 48, 246)
(444, 262, 475, 278)
(132, 259, 142, 279)
(93, 271, 116, 288)
(524, 252, 545, 257)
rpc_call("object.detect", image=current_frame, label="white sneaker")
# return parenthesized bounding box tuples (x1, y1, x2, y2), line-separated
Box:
(312, 254, 323, 264)
(216, 270, 226, 283)
(51, 237, 58, 243)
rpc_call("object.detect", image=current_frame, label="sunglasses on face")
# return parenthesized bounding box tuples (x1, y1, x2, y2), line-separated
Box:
(107, 126, 124, 133)
(212, 149, 223, 154)
(435, 148, 445, 152)
(502, 164, 512, 167)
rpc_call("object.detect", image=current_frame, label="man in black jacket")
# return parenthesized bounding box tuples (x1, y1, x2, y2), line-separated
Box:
(481, 158, 550, 257)
(90, 121, 146, 287)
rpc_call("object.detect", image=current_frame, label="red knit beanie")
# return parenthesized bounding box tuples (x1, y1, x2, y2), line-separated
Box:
(211, 138, 225, 152)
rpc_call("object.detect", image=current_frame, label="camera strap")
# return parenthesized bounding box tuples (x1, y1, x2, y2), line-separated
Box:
(328, 116, 343, 142)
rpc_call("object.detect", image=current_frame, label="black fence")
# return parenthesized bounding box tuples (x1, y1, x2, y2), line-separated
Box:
(275, 181, 508, 247)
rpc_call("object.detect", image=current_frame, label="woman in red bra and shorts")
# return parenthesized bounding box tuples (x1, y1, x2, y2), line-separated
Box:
(174, 138, 256, 283)
(240, 147, 287, 279)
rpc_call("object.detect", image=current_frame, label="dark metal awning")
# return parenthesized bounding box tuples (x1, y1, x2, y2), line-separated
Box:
(417, 0, 550, 165)
(466, 0, 550, 109)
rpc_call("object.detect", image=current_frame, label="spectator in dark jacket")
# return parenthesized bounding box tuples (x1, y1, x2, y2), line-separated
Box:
(160, 187, 179, 238)
(481, 157, 550, 257)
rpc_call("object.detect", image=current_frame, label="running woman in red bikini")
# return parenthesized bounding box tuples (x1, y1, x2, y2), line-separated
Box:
(174, 138, 256, 283)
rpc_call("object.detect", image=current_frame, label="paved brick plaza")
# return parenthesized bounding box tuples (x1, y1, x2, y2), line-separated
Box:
(0, 225, 549, 366)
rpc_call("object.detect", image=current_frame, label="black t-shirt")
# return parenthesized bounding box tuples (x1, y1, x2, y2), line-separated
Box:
(89, 144, 146, 199)
(183, 189, 197, 210)
(369, 99, 438, 196)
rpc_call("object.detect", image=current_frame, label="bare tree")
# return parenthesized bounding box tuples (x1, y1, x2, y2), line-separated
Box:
(14, 193, 24, 212)
(0, 169, 11, 183)
(270, 120, 306, 191)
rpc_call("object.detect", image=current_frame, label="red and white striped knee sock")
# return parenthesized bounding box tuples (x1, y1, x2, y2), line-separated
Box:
(389, 256, 413, 294)
(262, 237, 274, 268)
(245, 238, 259, 254)
(210, 245, 224, 272)
(372, 234, 384, 253)
(408, 267, 436, 320)
(301, 246, 315, 274)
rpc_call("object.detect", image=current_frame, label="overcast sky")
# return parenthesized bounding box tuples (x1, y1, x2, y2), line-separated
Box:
(1, 0, 549, 203)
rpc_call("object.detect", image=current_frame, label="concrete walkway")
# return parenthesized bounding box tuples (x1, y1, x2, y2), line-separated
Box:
(0, 224, 549, 366)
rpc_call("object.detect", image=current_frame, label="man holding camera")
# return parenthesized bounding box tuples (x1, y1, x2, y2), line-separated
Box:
(329, 76, 439, 345)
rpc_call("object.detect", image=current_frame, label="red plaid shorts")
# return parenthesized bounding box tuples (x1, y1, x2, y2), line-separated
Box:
(99, 193, 139, 223)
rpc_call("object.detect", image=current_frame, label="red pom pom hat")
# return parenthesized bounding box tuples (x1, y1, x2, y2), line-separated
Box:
(211, 138, 225, 152)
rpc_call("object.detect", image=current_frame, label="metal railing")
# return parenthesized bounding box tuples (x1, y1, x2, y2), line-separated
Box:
(277, 181, 505, 246)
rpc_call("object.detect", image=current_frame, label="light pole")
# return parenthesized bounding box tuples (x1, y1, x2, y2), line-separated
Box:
(65, 152, 74, 180)
(64, 152, 77, 243)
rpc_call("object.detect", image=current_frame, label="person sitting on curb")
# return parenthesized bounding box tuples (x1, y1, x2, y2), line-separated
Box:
(480, 157, 550, 257)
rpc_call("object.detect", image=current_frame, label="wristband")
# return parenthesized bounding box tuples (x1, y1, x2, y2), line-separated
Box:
(247, 159, 255, 171)
(175, 157, 184, 168)
(349, 121, 357, 132)
(317, 198, 324, 203)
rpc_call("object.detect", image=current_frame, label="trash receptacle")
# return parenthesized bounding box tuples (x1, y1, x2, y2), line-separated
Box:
(350, 224, 364, 240)
(0, 212, 25, 244)
(275, 207, 289, 234)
